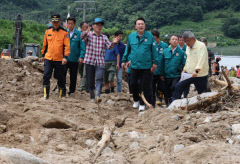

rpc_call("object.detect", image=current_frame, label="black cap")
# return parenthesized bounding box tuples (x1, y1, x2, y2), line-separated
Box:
(51, 14, 61, 22)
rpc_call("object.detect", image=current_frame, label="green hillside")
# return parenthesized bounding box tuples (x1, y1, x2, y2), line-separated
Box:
(1, 0, 240, 55)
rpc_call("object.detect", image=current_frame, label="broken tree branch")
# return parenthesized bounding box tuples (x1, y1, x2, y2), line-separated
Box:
(139, 92, 153, 109)
(214, 79, 239, 91)
(92, 124, 116, 163)
(221, 66, 233, 92)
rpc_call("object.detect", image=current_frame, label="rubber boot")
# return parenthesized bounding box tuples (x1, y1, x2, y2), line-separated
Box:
(58, 88, 66, 98)
(43, 85, 50, 99)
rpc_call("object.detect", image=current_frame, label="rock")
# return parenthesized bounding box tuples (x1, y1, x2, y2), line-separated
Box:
(32, 62, 37, 66)
(0, 147, 48, 164)
(171, 115, 180, 121)
(203, 117, 212, 123)
(85, 139, 97, 147)
(156, 134, 165, 143)
(25, 56, 39, 62)
(196, 112, 201, 119)
(148, 145, 156, 150)
(226, 138, 233, 144)
(0, 125, 6, 133)
(128, 131, 141, 139)
(15, 134, 24, 141)
(130, 142, 139, 149)
(234, 135, 240, 144)
(56, 144, 67, 151)
(174, 144, 184, 153)
(185, 115, 191, 121)
(113, 131, 119, 136)
(26, 70, 31, 76)
(232, 124, 240, 135)
(107, 99, 115, 105)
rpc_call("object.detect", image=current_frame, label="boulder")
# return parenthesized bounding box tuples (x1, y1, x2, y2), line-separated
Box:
(0, 147, 48, 164)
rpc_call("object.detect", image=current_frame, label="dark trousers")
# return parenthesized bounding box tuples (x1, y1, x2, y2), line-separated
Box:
(165, 78, 180, 105)
(43, 59, 65, 89)
(127, 73, 133, 94)
(85, 64, 104, 99)
(152, 75, 160, 107)
(64, 61, 79, 93)
(172, 76, 208, 101)
(130, 69, 152, 106)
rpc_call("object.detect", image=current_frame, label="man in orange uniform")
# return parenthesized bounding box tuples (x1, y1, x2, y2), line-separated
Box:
(41, 14, 70, 99)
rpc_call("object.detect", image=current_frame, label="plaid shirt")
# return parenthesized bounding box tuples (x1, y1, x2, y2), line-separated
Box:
(81, 31, 113, 66)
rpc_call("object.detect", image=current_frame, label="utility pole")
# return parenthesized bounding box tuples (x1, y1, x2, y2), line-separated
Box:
(75, 0, 96, 22)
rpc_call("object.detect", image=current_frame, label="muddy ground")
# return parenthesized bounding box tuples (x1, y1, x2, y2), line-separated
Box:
(0, 57, 240, 164)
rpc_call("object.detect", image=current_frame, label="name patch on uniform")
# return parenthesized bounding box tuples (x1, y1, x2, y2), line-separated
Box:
(74, 35, 77, 38)
(176, 53, 179, 56)
(144, 39, 148, 42)
(48, 34, 52, 36)
(160, 48, 163, 51)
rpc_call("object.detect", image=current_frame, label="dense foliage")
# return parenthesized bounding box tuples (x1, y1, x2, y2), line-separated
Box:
(0, 0, 237, 29)
(1, 0, 240, 52)
(222, 18, 240, 38)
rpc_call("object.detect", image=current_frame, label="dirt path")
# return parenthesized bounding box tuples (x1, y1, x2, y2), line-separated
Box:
(0, 58, 240, 164)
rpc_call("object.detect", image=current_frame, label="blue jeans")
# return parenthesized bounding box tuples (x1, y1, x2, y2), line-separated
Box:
(116, 68, 123, 93)
(85, 64, 105, 99)
(172, 76, 208, 102)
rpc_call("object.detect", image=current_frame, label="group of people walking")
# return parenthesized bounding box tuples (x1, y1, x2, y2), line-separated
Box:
(41, 14, 212, 112)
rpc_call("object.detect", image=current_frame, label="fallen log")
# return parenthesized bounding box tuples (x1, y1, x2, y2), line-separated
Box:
(168, 91, 224, 111)
(92, 124, 116, 163)
(221, 66, 232, 89)
(214, 79, 239, 91)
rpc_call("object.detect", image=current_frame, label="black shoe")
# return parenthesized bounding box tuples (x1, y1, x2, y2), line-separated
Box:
(105, 89, 110, 94)
(110, 87, 115, 93)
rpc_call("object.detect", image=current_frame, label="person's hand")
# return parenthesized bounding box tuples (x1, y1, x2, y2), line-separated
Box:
(62, 58, 67, 65)
(116, 64, 120, 71)
(160, 76, 165, 81)
(121, 63, 126, 71)
(151, 64, 157, 73)
(40, 57, 45, 62)
(192, 72, 198, 77)
(126, 61, 131, 68)
(79, 58, 84, 64)
(86, 26, 91, 33)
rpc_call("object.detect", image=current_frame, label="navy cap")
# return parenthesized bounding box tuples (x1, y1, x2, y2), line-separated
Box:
(51, 14, 61, 22)
(93, 18, 104, 25)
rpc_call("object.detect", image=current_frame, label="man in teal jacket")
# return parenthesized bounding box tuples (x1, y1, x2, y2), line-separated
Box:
(178, 35, 187, 52)
(122, 17, 158, 112)
(64, 17, 86, 95)
(161, 34, 186, 105)
(151, 30, 168, 107)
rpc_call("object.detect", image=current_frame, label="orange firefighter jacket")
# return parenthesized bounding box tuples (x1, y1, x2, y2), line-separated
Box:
(41, 27, 70, 61)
